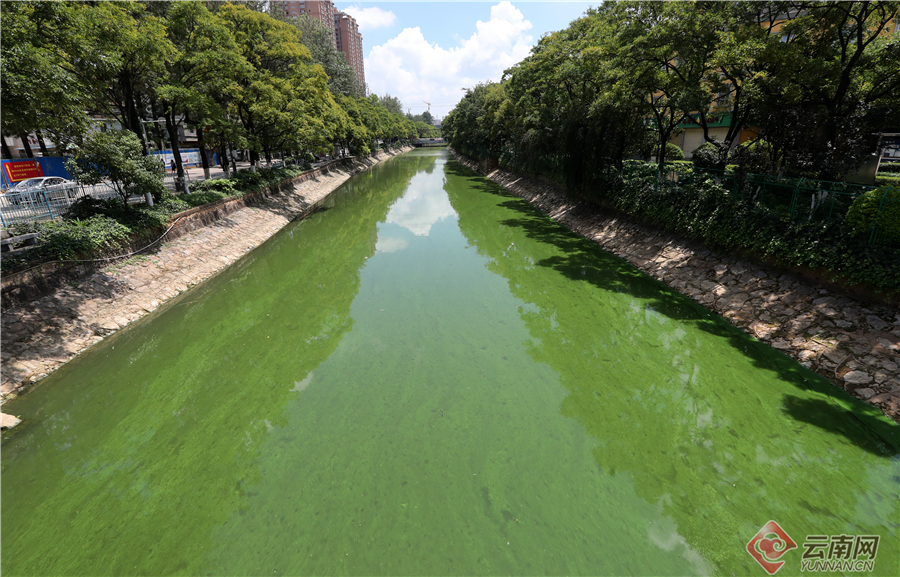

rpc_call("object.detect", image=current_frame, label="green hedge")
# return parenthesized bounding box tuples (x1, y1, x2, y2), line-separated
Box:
(875, 174, 900, 188)
(584, 162, 900, 293)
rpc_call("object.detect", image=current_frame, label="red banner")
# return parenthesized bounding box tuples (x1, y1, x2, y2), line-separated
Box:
(4, 160, 44, 182)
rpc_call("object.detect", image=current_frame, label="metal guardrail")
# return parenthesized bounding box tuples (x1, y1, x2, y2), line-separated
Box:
(0, 183, 122, 226)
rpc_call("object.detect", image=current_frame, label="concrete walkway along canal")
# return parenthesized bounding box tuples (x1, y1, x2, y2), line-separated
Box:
(2, 149, 898, 575)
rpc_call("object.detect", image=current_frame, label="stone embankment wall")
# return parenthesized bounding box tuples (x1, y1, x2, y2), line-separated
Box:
(1, 155, 375, 307)
(451, 149, 900, 424)
(0, 148, 411, 407)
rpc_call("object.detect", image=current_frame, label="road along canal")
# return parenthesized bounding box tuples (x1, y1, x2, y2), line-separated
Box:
(2, 148, 898, 575)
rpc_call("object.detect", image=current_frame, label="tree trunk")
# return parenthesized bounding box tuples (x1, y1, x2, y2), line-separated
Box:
(1, 133, 13, 159)
(19, 133, 34, 158)
(197, 127, 211, 179)
(122, 74, 147, 154)
(165, 113, 186, 192)
(35, 130, 50, 156)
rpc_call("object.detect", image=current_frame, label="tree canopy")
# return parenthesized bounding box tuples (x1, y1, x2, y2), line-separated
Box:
(444, 0, 900, 182)
(1, 0, 413, 165)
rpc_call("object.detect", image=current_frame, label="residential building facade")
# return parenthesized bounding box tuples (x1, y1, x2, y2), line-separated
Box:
(278, 0, 365, 88)
(334, 11, 366, 88)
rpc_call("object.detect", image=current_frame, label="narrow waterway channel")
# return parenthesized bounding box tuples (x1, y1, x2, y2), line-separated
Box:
(2, 149, 898, 576)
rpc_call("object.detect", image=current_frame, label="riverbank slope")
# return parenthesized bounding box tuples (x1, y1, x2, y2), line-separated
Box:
(0, 148, 411, 410)
(451, 149, 900, 424)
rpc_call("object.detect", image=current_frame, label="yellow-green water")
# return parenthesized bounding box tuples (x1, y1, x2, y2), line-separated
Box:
(2, 149, 898, 576)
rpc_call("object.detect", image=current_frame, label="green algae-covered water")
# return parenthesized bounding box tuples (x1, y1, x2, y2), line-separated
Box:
(2, 149, 898, 576)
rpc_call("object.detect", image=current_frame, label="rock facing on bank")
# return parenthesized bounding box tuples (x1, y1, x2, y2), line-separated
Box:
(450, 149, 900, 425)
(0, 148, 411, 404)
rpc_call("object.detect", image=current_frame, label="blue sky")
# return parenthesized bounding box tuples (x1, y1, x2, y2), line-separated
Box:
(338, 1, 597, 119)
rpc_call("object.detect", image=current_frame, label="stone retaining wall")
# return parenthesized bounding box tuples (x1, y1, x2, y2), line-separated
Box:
(1, 156, 364, 308)
(0, 148, 410, 406)
(451, 149, 900, 424)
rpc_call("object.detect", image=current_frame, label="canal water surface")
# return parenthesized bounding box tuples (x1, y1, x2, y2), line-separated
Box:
(2, 149, 898, 576)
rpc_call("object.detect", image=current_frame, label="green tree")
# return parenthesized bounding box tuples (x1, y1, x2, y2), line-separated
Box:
(377, 94, 404, 115)
(63, 1, 176, 148)
(288, 15, 361, 97)
(155, 0, 245, 182)
(0, 1, 91, 155)
(217, 3, 338, 167)
(65, 130, 166, 206)
(745, 1, 900, 178)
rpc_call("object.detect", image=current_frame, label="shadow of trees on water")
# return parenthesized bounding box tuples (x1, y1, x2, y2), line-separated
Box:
(445, 158, 899, 457)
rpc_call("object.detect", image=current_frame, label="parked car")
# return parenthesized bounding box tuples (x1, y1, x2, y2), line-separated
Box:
(6, 177, 80, 204)
(9, 176, 78, 195)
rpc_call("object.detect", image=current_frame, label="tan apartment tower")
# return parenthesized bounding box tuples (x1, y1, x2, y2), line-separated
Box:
(334, 11, 366, 89)
(277, 1, 366, 90)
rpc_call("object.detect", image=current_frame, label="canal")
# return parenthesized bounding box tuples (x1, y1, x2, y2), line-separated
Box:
(2, 148, 898, 576)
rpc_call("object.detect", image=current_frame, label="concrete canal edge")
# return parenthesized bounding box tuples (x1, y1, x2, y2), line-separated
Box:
(0, 147, 413, 423)
(450, 148, 900, 427)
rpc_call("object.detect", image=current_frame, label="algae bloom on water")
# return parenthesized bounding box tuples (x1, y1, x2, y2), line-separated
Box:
(2, 149, 898, 576)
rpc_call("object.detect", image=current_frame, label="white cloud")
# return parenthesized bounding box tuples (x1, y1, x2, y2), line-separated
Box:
(384, 176, 457, 236)
(375, 237, 410, 253)
(364, 1, 533, 119)
(342, 5, 397, 31)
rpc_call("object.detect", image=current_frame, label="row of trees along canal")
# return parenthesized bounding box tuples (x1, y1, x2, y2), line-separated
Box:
(443, 0, 900, 187)
(0, 1, 439, 187)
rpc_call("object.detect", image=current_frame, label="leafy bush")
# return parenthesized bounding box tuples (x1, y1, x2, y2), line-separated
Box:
(65, 197, 126, 221)
(230, 169, 264, 191)
(729, 139, 775, 174)
(846, 186, 900, 242)
(65, 130, 166, 205)
(181, 191, 228, 207)
(64, 195, 188, 231)
(878, 162, 900, 174)
(874, 174, 900, 188)
(585, 170, 900, 292)
(190, 178, 238, 197)
(12, 216, 132, 261)
(665, 143, 684, 162)
(691, 141, 727, 169)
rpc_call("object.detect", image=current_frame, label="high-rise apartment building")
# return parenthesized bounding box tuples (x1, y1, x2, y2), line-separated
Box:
(278, 1, 365, 91)
(334, 11, 366, 89)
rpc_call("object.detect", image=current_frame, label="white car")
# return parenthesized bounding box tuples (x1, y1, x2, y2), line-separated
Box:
(7, 177, 80, 203)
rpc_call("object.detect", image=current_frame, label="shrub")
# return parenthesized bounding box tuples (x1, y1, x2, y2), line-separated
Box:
(230, 169, 263, 191)
(65, 197, 126, 221)
(846, 186, 900, 243)
(587, 168, 900, 291)
(874, 174, 900, 188)
(729, 139, 776, 174)
(28, 216, 131, 260)
(190, 178, 238, 197)
(181, 191, 228, 207)
(63, 195, 187, 230)
(65, 130, 166, 205)
(878, 162, 900, 174)
(691, 141, 727, 169)
(665, 143, 684, 162)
